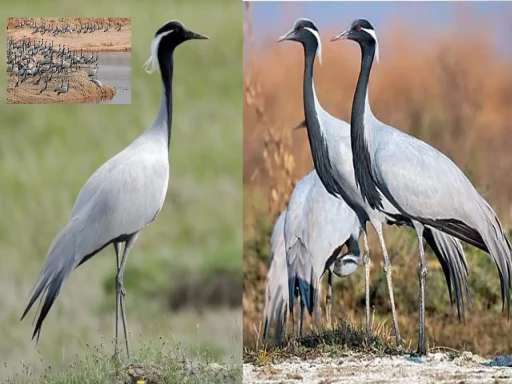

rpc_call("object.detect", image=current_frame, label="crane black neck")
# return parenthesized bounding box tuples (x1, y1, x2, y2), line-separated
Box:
(349, 40, 383, 210)
(157, 48, 174, 149)
(301, 41, 343, 199)
(350, 41, 375, 136)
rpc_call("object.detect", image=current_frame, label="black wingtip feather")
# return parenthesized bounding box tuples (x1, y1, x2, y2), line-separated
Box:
(30, 270, 66, 341)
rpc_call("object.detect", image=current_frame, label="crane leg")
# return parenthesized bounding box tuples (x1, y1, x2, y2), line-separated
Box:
(362, 230, 371, 336)
(113, 242, 121, 360)
(374, 223, 402, 347)
(413, 222, 427, 355)
(114, 231, 140, 360)
(299, 299, 304, 338)
(326, 270, 332, 328)
(314, 281, 321, 332)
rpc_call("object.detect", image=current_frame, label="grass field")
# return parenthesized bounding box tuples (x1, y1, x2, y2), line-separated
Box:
(243, 3, 512, 360)
(0, 0, 242, 382)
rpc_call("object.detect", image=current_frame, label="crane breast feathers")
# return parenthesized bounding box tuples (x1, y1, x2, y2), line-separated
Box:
(72, 156, 168, 247)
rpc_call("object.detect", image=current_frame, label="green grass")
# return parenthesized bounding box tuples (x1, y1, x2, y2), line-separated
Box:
(0, 0, 242, 380)
(5, 336, 241, 384)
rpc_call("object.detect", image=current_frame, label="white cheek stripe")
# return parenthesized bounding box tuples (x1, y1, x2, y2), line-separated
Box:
(304, 27, 322, 65)
(361, 27, 379, 63)
(143, 29, 174, 74)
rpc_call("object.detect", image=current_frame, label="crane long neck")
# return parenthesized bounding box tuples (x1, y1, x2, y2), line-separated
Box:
(350, 42, 375, 149)
(302, 43, 318, 132)
(158, 53, 174, 149)
(301, 42, 341, 198)
(350, 41, 383, 210)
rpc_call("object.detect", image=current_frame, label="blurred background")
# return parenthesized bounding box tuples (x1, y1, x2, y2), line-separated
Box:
(0, 0, 241, 379)
(243, 1, 512, 355)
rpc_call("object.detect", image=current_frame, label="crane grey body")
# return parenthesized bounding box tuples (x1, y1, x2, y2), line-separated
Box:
(263, 170, 361, 343)
(263, 210, 288, 343)
(278, 19, 471, 347)
(21, 20, 208, 360)
(285, 170, 361, 337)
(331, 18, 512, 355)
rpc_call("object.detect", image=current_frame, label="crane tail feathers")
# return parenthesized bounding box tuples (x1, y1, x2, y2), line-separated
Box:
(287, 241, 316, 316)
(262, 258, 289, 343)
(424, 227, 471, 323)
(21, 219, 84, 339)
(418, 199, 512, 318)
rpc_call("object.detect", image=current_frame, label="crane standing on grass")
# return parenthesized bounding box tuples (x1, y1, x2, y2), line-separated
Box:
(20, 20, 208, 360)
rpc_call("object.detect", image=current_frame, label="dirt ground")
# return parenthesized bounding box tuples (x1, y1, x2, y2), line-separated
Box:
(7, 17, 131, 52)
(7, 71, 115, 104)
(244, 352, 512, 384)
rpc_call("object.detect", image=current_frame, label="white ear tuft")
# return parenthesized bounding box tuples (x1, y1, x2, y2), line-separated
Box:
(143, 29, 174, 74)
(304, 27, 322, 65)
(361, 27, 379, 63)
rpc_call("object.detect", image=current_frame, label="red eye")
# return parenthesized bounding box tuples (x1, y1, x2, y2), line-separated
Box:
(299, 24, 304, 30)
(355, 24, 361, 31)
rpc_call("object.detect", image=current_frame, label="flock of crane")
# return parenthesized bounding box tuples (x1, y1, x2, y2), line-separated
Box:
(6, 37, 103, 97)
(263, 18, 512, 356)
(10, 19, 123, 34)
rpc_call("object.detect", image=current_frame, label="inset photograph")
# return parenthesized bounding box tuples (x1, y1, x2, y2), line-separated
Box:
(6, 17, 131, 104)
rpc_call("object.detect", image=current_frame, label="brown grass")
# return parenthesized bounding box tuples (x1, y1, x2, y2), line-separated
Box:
(243, 4, 512, 358)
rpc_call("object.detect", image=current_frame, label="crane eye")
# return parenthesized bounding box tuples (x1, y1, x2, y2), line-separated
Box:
(355, 24, 361, 31)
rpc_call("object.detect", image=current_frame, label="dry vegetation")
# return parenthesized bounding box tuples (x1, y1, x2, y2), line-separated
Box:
(243, 4, 512, 359)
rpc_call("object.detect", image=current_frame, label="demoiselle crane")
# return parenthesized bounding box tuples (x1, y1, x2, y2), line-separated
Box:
(331, 18, 512, 355)
(277, 19, 471, 347)
(263, 170, 361, 342)
(20, 20, 208, 359)
(284, 170, 361, 337)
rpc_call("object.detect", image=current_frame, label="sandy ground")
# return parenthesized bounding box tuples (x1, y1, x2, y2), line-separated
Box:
(7, 17, 131, 52)
(7, 70, 115, 104)
(244, 352, 512, 383)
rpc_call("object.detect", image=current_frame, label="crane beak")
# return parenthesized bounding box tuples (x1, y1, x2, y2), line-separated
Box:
(277, 30, 294, 43)
(330, 30, 349, 42)
(188, 31, 209, 40)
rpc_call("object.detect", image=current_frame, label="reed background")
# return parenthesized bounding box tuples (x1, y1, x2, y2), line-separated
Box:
(243, 1, 512, 357)
(0, 0, 242, 382)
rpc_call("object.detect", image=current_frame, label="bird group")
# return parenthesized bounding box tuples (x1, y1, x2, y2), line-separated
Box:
(20, 20, 208, 361)
(263, 18, 511, 356)
(7, 37, 101, 96)
(10, 19, 123, 35)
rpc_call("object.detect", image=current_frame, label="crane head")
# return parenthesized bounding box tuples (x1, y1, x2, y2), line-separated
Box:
(144, 20, 209, 74)
(331, 18, 379, 63)
(277, 18, 322, 65)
